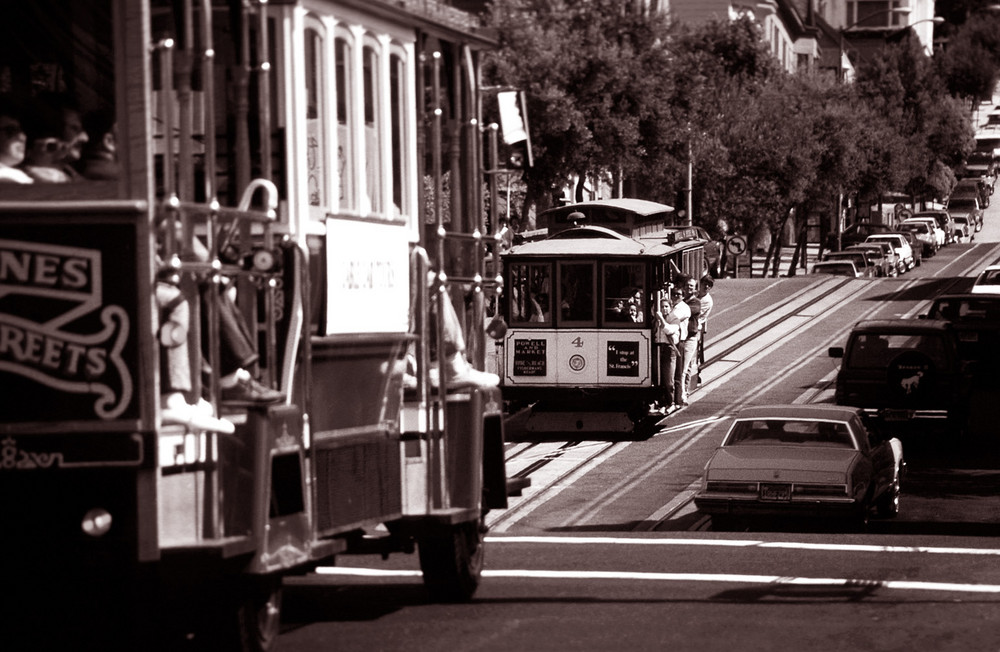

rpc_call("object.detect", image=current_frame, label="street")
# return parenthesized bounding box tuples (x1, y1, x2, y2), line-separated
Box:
(276, 198, 1000, 651)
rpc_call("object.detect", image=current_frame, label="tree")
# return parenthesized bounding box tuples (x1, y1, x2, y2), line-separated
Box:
(484, 0, 675, 217)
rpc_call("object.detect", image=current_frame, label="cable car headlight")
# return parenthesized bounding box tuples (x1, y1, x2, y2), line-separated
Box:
(81, 508, 113, 537)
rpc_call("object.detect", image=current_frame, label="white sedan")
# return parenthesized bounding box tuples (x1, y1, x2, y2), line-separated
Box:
(972, 265, 1000, 294)
(899, 217, 944, 249)
(866, 234, 914, 272)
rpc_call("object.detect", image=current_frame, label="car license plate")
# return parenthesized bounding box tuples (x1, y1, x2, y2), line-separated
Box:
(883, 409, 914, 421)
(959, 332, 978, 342)
(759, 483, 791, 501)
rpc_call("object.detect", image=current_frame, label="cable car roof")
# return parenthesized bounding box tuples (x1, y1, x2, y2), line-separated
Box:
(505, 225, 704, 257)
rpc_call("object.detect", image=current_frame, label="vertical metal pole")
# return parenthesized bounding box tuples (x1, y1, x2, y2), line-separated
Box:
(257, 0, 272, 180)
(200, 0, 217, 204)
(159, 40, 178, 257)
(686, 140, 693, 227)
(177, 0, 195, 209)
(431, 49, 448, 509)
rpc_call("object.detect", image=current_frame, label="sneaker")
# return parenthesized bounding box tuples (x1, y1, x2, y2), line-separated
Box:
(221, 376, 283, 405)
(445, 352, 499, 389)
(161, 393, 235, 434)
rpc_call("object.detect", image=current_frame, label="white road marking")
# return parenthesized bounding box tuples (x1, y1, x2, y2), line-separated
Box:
(484, 535, 1000, 556)
(315, 567, 1000, 595)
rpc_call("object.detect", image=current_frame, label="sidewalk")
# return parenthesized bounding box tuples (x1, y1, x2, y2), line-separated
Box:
(728, 244, 820, 278)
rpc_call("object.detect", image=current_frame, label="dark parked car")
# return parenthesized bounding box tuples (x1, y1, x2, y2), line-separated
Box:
(811, 261, 859, 277)
(845, 243, 896, 277)
(829, 319, 974, 431)
(822, 250, 876, 278)
(694, 404, 904, 529)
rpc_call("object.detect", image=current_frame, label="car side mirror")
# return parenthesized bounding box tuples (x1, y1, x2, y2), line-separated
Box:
(828, 346, 844, 359)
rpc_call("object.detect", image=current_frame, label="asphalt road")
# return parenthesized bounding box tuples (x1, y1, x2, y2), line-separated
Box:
(276, 196, 1000, 652)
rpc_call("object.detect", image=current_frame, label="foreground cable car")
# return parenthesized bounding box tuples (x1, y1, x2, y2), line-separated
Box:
(0, 0, 513, 648)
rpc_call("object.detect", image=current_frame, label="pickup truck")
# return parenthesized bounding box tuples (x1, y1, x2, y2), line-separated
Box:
(921, 294, 1000, 386)
(829, 319, 974, 431)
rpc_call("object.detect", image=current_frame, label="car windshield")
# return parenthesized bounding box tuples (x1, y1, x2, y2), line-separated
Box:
(725, 419, 855, 448)
(976, 269, 1000, 287)
(929, 298, 1000, 321)
(846, 333, 948, 368)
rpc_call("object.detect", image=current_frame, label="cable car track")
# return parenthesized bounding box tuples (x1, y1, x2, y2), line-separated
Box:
(493, 243, 1000, 533)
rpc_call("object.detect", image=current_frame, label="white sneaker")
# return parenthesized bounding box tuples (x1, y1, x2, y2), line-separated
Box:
(162, 393, 236, 434)
(445, 353, 500, 388)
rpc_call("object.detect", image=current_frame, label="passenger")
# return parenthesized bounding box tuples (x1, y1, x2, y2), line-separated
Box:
(0, 97, 32, 183)
(80, 109, 119, 180)
(692, 275, 714, 380)
(158, 217, 283, 405)
(674, 274, 701, 407)
(156, 272, 235, 433)
(438, 289, 500, 388)
(652, 286, 690, 414)
(628, 302, 641, 323)
(21, 116, 71, 183)
(405, 272, 500, 389)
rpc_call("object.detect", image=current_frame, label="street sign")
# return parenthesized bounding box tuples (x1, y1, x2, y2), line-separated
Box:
(726, 235, 748, 256)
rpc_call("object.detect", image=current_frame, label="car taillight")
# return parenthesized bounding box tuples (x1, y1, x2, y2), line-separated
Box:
(706, 481, 758, 494)
(792, 484, 847, 497)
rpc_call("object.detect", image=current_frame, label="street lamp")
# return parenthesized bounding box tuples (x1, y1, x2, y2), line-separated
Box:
(885, 16, 946, 54)
(838, 7, 911, 82)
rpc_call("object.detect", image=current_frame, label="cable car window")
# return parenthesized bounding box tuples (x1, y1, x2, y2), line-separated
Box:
(305, 21, 328, 216)
(509, 262, 552, 325)
(362, 42, 382, 215)
(389, 48, 408, 221)
(603, 262, 645, 325)
(0, 0, 117, 196)
(559, 261, 595, 325)
(335, 33, 354, 211)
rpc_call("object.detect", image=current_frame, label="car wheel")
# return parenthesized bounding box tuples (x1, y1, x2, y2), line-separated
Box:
(876, 476, 901, 518)
(849, 503, 870, 533)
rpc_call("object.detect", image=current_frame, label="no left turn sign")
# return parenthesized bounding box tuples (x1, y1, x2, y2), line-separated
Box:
(726, 235, 748, 256)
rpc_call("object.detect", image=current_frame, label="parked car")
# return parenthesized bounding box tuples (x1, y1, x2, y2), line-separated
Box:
(822, 250, 877, 278)
(891, 230, 922, 266)
(829, 319, 974, 430)
(972, 264, 1000, 295)
(946, 186, 984, 233)
(898, 218, 942, 253)
(912, 210, 955, 245)
(812, 261, 860, 277)
(865, 234, 914, 272)
(828, 222, 897, 252)
(694, 404, 904, 529)
(844, 243, 894, 277)
(952, 215, 974, 241)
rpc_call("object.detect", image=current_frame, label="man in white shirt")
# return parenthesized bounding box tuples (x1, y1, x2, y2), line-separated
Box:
(652, 285, 690, 414)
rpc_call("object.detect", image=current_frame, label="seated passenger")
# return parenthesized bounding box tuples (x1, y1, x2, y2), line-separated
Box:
(0, 96, 32, 183)
(21, 93, 88, 182)
(80, 109, 119, 180)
